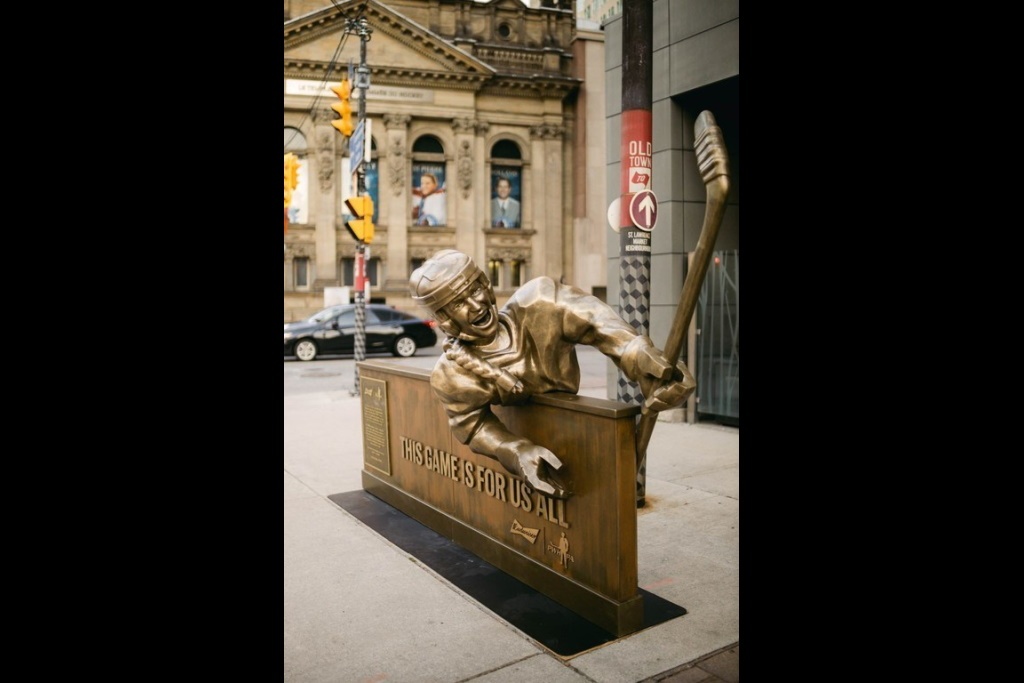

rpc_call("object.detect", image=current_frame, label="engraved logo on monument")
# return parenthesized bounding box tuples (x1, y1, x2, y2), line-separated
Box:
(361, 377, 391, 475)
(547, 532, 575, 569)
(510, 519, 540, 544)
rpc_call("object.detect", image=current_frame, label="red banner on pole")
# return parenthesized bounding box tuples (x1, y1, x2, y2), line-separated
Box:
(620, 109, 652, 229)
(354, 249, 366, 290)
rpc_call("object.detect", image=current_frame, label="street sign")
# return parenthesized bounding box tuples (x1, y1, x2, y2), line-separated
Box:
(349, 120, 365, 169)
(629, 189, 658, 231)
(349, 119, 373, 171)
(362, 119, 371, 164)
(626, 137, 652, 192)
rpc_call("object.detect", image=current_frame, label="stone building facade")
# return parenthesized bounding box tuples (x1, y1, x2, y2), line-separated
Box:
(284, 0, 606, 322)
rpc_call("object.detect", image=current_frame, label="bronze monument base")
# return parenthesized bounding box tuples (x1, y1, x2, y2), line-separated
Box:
(358, 359, 644, 637)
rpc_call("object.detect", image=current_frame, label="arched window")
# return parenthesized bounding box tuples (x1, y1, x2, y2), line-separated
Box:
(411, 135, 447, 227)
(490, 140, 523, 229)
(491, 140, 520, 159)
(284, 126, 309, 225)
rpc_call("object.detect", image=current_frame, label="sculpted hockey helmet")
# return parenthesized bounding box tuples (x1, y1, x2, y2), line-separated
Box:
(409, 249, 493, 312)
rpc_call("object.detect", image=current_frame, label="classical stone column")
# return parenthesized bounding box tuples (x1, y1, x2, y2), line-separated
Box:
(452, 117, 476, 257)
(520, 138, 531, 233)
(474, 120, 490, 269)
(529, 125, 546, 275)
(530, 123, 565, 279)
(283, 253, 294, 291)
(314, 110, 339, 283)
(382, 114, 411, 292)
(561, 117, 575, 286)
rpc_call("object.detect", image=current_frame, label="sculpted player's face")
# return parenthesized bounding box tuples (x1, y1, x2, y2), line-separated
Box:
(442, 281, 498, 344)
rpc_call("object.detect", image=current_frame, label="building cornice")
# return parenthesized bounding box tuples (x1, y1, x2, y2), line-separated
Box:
(284, 62, 490, 91)
(480, 75, 581, 99)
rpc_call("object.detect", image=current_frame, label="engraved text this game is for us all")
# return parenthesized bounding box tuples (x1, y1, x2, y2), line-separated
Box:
(399, 436, 569, 528)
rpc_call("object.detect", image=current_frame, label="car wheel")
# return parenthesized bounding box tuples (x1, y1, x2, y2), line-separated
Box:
(294, 339, 318, 361)
(392, 335, 417, 358)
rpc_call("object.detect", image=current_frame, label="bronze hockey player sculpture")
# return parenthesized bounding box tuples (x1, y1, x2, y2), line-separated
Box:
(410, 250, 695, 499)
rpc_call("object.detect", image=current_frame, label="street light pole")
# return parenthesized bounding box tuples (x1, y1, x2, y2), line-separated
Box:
(346, 16, 373, 396)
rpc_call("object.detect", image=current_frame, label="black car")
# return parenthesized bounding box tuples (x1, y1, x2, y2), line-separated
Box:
(284, 304, 438, 361)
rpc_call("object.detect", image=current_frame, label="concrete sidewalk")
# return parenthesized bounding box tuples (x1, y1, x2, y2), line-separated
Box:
(284, 346, 739, 682)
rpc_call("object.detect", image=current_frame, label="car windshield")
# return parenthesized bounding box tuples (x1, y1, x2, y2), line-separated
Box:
(307, 307, 345, 323)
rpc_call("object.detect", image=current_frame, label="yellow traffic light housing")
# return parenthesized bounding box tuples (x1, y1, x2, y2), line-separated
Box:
(284, 153, 301, 209)
(345, 195, 375, 243)
(284, 153, 300, 192)
(331, 79, 354, 137)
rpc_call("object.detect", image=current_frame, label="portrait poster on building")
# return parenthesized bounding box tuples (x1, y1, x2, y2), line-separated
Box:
(411, 163, 447, 226)
(490, 167, 521, 228)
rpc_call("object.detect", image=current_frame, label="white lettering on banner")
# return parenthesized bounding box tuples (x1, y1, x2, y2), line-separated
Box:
(285, 80, 434, 103)
(627, 141, 652, 192)
(628, 141, 652, 156)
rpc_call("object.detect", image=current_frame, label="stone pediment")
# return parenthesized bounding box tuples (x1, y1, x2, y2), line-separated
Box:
(285, 0, 495, 89)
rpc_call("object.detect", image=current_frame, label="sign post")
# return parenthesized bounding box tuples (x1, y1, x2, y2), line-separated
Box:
(344, 16, 374, 396)
(618, 0, 654, 505)
(349, 120, 364, 171)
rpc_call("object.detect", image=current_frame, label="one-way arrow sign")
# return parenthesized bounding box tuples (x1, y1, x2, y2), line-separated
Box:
(629, 189, 658, 231)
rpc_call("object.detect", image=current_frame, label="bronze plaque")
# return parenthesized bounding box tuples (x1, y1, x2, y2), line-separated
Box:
(360, 376, 391, 475)
(358, 361, 644, 636)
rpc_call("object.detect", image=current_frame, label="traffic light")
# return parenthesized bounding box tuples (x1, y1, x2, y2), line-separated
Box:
(331, 78, 354, 137)
(345, 195, 375, 243)
(284, 153, 300, 192)
(284, 153, 300, 210)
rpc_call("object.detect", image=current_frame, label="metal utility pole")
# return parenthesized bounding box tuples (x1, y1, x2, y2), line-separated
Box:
(345, 16, 373, 396)
(617, 0, 653, 506)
